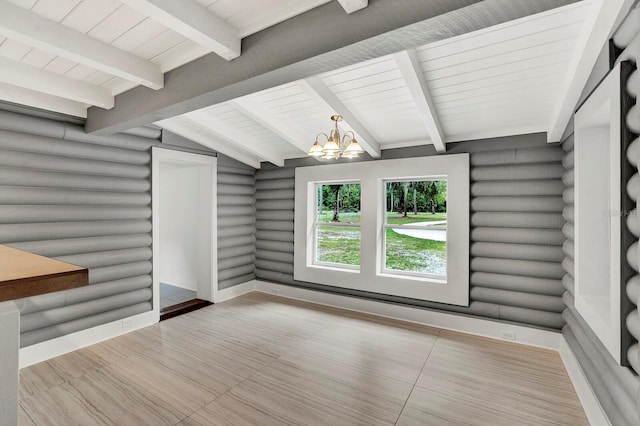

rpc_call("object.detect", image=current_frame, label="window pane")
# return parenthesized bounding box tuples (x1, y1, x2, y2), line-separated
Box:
(317, 183, 361, 224)
(384, 179, 447, 276)
(315, 183, 361, 267)
(316, 225, 360, 266)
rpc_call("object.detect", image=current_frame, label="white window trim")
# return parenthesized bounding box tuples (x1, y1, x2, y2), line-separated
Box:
(574, 62, 622, 364)
(294, 154, 469, 306)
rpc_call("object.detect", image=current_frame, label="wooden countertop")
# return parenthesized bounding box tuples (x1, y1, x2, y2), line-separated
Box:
(0, 245, 88, 302)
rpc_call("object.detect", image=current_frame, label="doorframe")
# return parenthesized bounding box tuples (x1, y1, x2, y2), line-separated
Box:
(152, 147, 217, 322)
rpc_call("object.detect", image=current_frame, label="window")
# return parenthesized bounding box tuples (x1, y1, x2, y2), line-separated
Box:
(294, 155, 469, 305)
(314, 183, 361, 268)
(383, 179, 447, 278)
(574, 62, 625, 364)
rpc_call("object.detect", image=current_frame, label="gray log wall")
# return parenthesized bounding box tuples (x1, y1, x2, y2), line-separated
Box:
(559, 6, 640, 425)
(255, 133, 566, 330)
(217, 155, 256, 289)
(618, 0, 640, 387)
(0, 111, 155, 347)
(562, 134, 640, 426)
(0, 107, 255, 348)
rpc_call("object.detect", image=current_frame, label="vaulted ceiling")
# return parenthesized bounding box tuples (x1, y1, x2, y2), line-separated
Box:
(0, 0, 632, 168)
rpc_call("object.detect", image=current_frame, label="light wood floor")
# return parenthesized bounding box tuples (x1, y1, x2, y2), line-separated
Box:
(19, 292, 588, 425)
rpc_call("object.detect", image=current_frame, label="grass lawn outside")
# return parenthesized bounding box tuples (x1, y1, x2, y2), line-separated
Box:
(316, 225, 360, 266)
(317, 211, 362, 223)
(386, 211, 446, 225)
(317, 211, 446, 224)
(316, 211, 447, 274)
(385, 229, 446, 276)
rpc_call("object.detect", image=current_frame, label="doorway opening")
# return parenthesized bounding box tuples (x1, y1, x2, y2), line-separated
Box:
(152, 148, 217, 321)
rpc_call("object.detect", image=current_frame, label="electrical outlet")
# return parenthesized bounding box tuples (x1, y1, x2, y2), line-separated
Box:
(501, 331, 516, 341)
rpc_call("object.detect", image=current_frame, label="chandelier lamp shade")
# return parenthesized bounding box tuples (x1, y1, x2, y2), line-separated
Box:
(307, 115, 365, 159)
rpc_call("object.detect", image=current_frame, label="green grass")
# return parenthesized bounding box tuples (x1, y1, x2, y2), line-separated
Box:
(315, 218, 447, 275)
(317, 211, 361, 224)
(385, 229, 446, 275)
(317, 211, 446, 225)
(386, 211, 446, 225)
(316, 226, 360, 266)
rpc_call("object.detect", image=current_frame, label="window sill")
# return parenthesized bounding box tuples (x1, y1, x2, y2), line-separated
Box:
(378, 272, 447, 285)
(309, 263, 360, 274)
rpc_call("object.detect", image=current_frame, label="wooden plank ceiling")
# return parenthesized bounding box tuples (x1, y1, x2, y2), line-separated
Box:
(159, 1, 592, 166)
(0, 0, 619, 167)
(0, 0, 335, 116)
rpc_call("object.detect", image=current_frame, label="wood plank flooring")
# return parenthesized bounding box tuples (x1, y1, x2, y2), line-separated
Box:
(19, 292, 588, 425)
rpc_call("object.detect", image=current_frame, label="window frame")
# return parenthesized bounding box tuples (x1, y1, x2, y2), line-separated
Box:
(294, 154, 469, 306)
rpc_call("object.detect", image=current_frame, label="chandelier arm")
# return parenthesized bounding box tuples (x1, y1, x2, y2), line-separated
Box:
(341, 132, 356, 149)
(315, 133, 330, 143)
(342, 130, 356, 139)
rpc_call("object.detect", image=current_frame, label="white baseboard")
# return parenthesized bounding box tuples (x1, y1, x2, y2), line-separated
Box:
(559, 337, 611, 426)
(19, 311, 157, 368)
(252, 280, 562, 350)
(215, 280, 257, 303)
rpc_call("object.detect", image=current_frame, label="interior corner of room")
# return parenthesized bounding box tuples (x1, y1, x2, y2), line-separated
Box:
(1, 0, 640, 425)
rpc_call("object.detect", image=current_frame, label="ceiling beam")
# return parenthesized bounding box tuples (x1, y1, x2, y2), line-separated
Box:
(297, 77, 381, 158)
(85, 0, 579, 135)
(394, 49, 446, 153)
(0, 83, 87, 118)
(0, 57, 113, 109)
(547, 0, 635, 142)
(229, 98, 313, 154)
(186, 111, 285, 167)
(120, 0, 241, 61)
(0, 2, 163, 90)
(156, 117, 261, 169)
(337, 0, 368, 14)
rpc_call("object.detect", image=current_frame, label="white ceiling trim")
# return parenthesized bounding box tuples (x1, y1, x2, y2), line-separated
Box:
(187, 110, 285, 167)
(394, 49, 446, 153)
(120, 0, 241, 61)
(547, 0, 636, 142)
(0, 56, 113, 109)
(156, 116, 261, 169)
(230, 98, 313, 156)
(337, 0, 368, 14)
(297, 77, 382, 158)
(0, 82, 87, 118)
(0, 2, 163, 90)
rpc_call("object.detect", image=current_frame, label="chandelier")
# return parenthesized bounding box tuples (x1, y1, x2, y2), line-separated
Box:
(307, 115, 364, 159)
